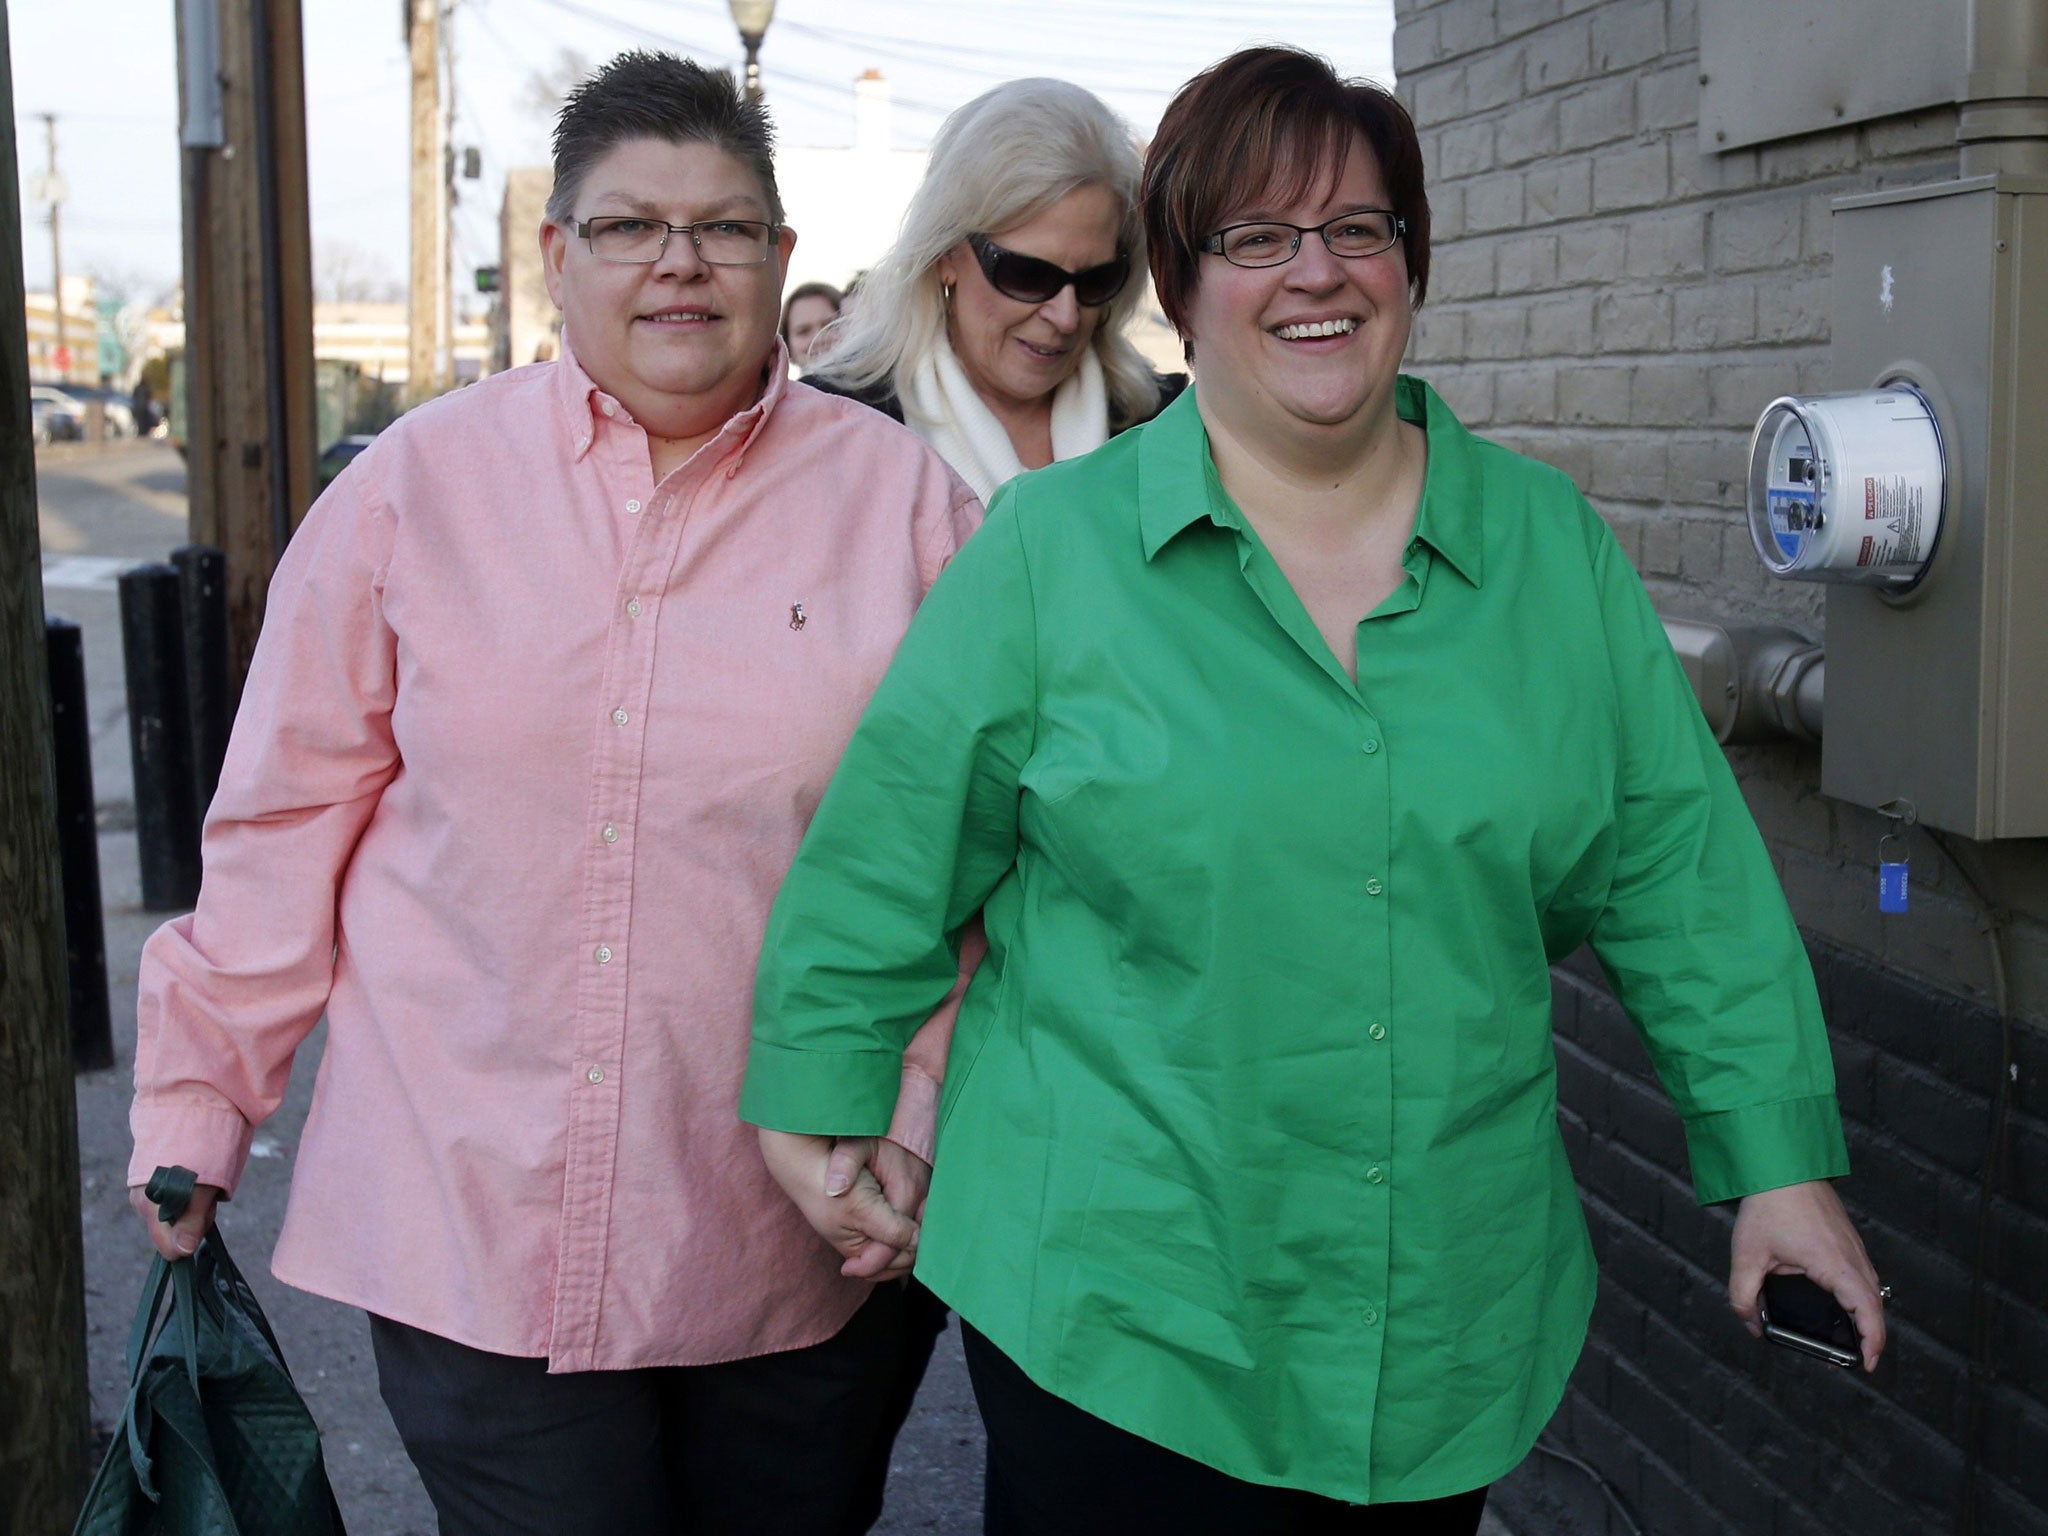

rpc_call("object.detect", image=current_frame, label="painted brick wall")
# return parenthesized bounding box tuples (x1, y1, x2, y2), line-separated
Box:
(1526, 946, 2048, 1535)
(1391, 0, 2048, 1031)
(1389, 1, 2048, 1531)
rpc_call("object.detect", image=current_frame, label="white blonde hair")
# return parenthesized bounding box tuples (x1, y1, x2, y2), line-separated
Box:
(813, 78, 1160, 427)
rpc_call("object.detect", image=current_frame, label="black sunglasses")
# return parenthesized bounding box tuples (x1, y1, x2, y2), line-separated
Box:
(966, 233, 1131, 308)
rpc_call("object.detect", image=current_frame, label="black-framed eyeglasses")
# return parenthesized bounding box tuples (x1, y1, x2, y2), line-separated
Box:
(966, 233, 1131, 308)
(576, 215, 780, 266)
(1200, 209, 1405, 269)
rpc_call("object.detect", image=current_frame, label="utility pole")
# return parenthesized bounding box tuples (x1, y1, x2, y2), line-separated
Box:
(175, 0, 317, 693)
(1, 10, 93, 1529)
(36, 111, 67, 375)
(408, 0, 447, 400)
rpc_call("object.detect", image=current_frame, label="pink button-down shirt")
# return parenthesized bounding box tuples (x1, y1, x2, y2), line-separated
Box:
(130, 339, 980, 1371)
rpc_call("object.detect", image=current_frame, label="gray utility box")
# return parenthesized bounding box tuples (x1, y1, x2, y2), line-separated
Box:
(1825, 174, 2048, 838)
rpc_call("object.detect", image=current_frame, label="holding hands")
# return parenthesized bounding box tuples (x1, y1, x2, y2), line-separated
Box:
(758, 1129, 930, 1280)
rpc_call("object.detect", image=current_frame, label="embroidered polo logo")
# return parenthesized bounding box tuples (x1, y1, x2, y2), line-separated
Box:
(789, 602, 806, 631)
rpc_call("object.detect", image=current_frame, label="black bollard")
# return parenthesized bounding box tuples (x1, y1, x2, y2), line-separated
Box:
(45, 616, 114, 1071)
(118, 564, 202, 910)
(172, 544, 230, 825)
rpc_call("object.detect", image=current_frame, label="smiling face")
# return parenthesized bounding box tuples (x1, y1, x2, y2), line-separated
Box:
(1182, 133, 1412, 452)
(935, 182, 1123, 416)
(540, 135, 794, 434)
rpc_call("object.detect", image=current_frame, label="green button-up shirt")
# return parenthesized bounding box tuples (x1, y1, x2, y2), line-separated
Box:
(743, 377, 1848, 1503)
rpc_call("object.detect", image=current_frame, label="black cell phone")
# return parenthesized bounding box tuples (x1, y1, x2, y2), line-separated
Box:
(1759, 1273, 1860, 1368)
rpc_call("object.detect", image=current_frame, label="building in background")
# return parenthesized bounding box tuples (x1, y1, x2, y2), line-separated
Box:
(25, 275, 110, 385)
(491, 165, 560, 376)
(777, 70, 929, 296)
(310, 301, 489, 386)
(1392, 0, 2046, 1531)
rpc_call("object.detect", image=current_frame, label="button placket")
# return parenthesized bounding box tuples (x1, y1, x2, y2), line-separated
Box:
(550, 457, 693, 1371)
(1348, 701, 1396, 1391)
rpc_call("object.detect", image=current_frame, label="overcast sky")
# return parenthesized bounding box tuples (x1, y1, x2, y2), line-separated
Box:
(8, 0, 1392, 305)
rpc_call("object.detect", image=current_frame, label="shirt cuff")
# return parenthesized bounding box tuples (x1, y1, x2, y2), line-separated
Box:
(128, 1099, 256, 1196)
(883, 1063, 943, 1166)
(739, 1042, 904, 1137)
(1681, 1093, 1851, 1205)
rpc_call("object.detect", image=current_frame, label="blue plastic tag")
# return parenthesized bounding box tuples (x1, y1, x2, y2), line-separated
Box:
(1879, 861, 1910, 913)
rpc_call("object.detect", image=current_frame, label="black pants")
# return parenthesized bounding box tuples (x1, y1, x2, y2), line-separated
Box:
(372, 1281, 947, 1536)
(962, 1323, 1490, 1536)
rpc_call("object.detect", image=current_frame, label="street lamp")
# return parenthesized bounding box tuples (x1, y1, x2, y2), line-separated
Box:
(728, 0, 776, 103)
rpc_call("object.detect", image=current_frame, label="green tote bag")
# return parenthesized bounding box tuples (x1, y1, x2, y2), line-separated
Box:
(72, 1166, 346, 1536)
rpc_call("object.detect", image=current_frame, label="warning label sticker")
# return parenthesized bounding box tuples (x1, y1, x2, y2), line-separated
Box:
(1856, 476, 1924, 566)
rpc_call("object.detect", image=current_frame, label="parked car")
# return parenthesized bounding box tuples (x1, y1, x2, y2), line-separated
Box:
(63, 384, 139, 437)
(314, 434, 378, 495)
(30, 386, 84, 443)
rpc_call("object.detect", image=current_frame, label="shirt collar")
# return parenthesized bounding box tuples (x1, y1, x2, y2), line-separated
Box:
(1136, 374, 1486, 589)
(553, 329, 793, 469)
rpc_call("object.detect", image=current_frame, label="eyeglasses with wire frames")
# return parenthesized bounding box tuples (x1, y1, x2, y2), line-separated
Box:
(965, 233, 1132, 308)
(1200, 209, 1405, 269)
(575, 215, 781, 266)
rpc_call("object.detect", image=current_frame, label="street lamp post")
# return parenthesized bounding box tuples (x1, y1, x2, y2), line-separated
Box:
(728, 0, 776, 102)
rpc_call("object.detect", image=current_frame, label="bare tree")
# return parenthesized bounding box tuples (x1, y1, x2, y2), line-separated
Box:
(315, 238, 404, 304)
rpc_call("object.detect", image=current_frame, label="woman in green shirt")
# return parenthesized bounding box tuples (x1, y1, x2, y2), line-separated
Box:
(744, 46, 1887, 1534)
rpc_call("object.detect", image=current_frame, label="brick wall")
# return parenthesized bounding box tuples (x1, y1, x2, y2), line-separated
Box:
(1520, 946, 2048, 1535)
(1391, 0, 2048, 1029)
(1389, 1, 2048, 1530)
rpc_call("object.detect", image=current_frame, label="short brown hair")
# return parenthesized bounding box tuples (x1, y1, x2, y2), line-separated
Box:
(1142, 47, 1430, 337)
(546, 52, 784, 228)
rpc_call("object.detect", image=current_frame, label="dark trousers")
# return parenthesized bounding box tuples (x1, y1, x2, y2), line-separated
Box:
(372, 1281, 947, 1536)
(962, 1323, 1490, 1536)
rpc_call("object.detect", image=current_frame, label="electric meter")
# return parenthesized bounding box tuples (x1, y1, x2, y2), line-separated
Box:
(1746, 383, 1946, 587)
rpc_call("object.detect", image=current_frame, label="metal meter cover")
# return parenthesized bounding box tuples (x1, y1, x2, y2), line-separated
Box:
(1745, 384, 1946, 587)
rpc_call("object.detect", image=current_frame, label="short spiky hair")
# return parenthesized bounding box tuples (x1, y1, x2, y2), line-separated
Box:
(546, 51, 784, 227)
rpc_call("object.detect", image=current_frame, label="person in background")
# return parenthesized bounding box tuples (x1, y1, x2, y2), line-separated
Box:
(745, 45, 1885, 1535)
(128, 51, 976, 1536)
(808, 77, 1181, 502)
(781, 279, 843, 372)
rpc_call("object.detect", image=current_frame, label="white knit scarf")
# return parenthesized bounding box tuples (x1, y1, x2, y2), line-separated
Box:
(899, 336, 1109, 502)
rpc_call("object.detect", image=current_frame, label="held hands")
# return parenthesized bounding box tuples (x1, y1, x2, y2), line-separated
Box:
(757, 1129, 931, 1281)
(1729, 1180, 1887, 1373)
(130, 1180, 223, 1262)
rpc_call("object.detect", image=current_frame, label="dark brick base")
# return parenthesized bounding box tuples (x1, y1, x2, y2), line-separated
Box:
(1491, 940, 2047, 1536)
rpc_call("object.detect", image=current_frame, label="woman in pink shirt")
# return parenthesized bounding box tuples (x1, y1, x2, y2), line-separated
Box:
(128, 52, 977, 1535)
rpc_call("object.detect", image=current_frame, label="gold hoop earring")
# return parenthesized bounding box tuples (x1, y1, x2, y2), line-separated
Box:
(941, 280, 955, 315)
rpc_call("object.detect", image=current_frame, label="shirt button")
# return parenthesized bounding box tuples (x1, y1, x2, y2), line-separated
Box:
(601, 823, 618, 844)
(626, 598, 642, 617)
(1363, 1305, 1381, 1326)
(1366, 1165, 1385, 1185)
(1369, 1022, 1388, 1042)
(612, 708, 629, 726)
(594, 944, 613, 964)
(625, 498, 642, 514)
(587, 1065, 605, 1084)
(1365, 878, 1385, 896)
(601, 400, 617, 417)
(1361, 738, 1381, 755)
